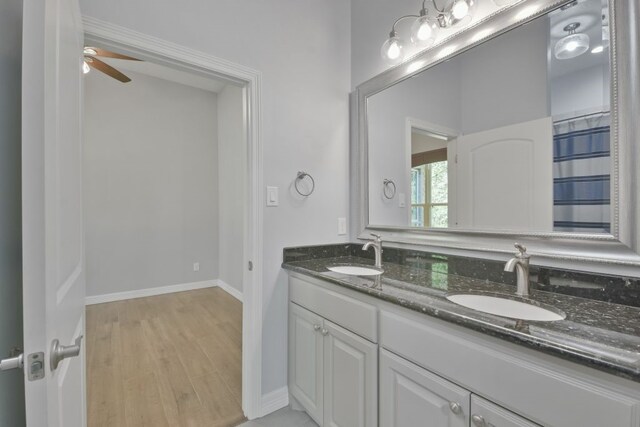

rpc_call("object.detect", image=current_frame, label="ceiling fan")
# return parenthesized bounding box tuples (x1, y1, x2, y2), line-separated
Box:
(83, 47, 141, 83)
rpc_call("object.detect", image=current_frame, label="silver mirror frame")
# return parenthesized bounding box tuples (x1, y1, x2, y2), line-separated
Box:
(354, 0, 640, 275)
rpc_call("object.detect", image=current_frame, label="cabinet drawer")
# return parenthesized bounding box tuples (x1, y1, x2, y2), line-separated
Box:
(289, 274, 377, 342)
(380, 310, 640, 427)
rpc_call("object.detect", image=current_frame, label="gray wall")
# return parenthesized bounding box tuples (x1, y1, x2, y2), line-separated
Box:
(218, 84, 245, 293)
(83, 70, 219, 297)
(0, 0, 26, 424)
(79, 0, 351, 395)
(459, 17, 550, 134)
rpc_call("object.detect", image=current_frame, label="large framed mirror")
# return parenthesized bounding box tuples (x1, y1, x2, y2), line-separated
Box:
(354, 0, 640, 274)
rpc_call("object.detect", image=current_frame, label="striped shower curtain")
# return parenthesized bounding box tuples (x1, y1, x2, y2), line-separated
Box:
(552, 112, 611, 233)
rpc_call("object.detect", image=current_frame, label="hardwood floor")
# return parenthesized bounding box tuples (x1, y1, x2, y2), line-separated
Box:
(86, 287, 245, 427)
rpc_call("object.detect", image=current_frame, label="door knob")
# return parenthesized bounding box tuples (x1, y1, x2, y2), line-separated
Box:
(313, 324, 321, 331)
(320, 328, 329, 336)
(50, 335, 83, 370)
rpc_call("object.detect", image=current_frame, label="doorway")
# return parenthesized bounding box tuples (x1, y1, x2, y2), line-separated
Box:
(82, 19, 264, 424)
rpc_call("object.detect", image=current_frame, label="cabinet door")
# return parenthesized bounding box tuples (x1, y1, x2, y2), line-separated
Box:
(323, 320, 377, 427)
(289, 303, 324, 425)
(380, 349, 470, 427)
(471, 395, 540, 427)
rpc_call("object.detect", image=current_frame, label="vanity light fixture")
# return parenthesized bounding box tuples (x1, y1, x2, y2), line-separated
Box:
(381, 0, 476, 65)
(554, 22, 590, 60)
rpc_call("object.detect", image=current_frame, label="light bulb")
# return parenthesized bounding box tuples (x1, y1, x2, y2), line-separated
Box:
(451, 0, 470, 20)
(410, 15, 438, 48)
(566, 41, 578, 51)
(381, 35, 404, 65)
(82, 61, 91, 74)
(447, 0, 476, 27)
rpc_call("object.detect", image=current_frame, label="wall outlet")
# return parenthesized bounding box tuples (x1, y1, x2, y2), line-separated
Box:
(193, 262, 200, 272)
(399, 193, 406, 208)
(338, 217, 347, 235)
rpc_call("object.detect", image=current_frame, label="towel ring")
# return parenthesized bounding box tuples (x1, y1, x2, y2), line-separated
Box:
(295, 171, 315, 197)
(383, 179, 396, 199)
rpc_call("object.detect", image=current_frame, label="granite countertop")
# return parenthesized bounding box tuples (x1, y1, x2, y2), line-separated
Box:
(282, 255, 640, 382)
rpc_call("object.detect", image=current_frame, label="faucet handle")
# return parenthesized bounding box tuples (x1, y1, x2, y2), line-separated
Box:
(370, 233, 382, 242)
(514, 243, 529, 258)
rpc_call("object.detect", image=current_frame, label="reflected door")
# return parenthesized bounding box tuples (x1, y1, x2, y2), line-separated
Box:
(455, 117, 553, 231)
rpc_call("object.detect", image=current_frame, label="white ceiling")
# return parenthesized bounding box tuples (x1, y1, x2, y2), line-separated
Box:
(96, 55, 228, 93)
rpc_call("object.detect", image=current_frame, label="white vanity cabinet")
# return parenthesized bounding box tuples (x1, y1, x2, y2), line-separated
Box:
(288, 274, 378, 427)
(380, 346, 540, 427)
(287, 272, 640, 427)
(289, 302, 324, 423)
(380, 349, 470, 427)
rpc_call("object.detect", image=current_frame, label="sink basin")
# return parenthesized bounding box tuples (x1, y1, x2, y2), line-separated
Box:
(327, 265, 383, 276)
(446, 293, 565, 322)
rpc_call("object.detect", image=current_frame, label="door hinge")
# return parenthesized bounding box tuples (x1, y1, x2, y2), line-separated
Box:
(248, 260, 253, 271)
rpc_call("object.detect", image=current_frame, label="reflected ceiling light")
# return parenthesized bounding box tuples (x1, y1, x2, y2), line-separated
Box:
(554, 22, 590, 60)
(591, 45, 604, 54)
(380, 0, 476, 65)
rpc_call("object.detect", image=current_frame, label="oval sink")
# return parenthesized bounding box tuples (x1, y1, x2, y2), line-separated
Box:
(446, 294, 565, 322)
(327, 265, 383, 276)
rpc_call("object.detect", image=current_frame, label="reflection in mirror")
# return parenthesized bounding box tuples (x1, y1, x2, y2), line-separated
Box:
(367, 0, 611, 235)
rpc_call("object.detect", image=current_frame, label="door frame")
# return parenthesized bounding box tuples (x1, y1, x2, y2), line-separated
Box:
(82, 17, 265, 420)
(404, 117, 459, 228)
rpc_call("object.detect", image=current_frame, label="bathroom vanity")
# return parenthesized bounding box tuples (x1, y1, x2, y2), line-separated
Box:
(283, 245, 640, 427)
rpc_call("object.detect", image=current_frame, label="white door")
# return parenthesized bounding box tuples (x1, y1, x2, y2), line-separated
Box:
(289, 303, 324, 425)
(380, 349, 469, 427)
(454, 117, 553, 231)
(22, 0, 86, 425)
(323, 320, 377, 427)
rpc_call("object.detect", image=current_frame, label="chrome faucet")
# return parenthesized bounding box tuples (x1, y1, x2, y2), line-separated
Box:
(362, 233, 383, 269)
(504, 243, 531, 297)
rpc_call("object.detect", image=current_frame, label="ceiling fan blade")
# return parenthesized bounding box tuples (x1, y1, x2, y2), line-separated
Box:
(85, 46, 141, 61)
(87, 57, 132, 83)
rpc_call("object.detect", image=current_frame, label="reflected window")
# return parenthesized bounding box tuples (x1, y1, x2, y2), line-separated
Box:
(411, 159, 448, 228)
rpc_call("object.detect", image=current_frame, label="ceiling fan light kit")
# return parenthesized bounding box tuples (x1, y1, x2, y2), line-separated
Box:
(554, 22, 590, 60)
(82, 46, 141, 83)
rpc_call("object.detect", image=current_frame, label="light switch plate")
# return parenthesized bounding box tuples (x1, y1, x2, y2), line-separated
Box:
(338, 217, 347, 235)
(266, 186, 279, 207)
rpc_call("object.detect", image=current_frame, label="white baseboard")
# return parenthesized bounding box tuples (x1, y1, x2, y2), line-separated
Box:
(215, 279, 243, 302)
(85, 280, 216, 305)
(259, 386, 289, 417)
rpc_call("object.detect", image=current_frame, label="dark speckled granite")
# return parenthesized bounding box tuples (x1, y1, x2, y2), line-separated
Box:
(284, 243, 640, 308)
(282, 245, 640, 382)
